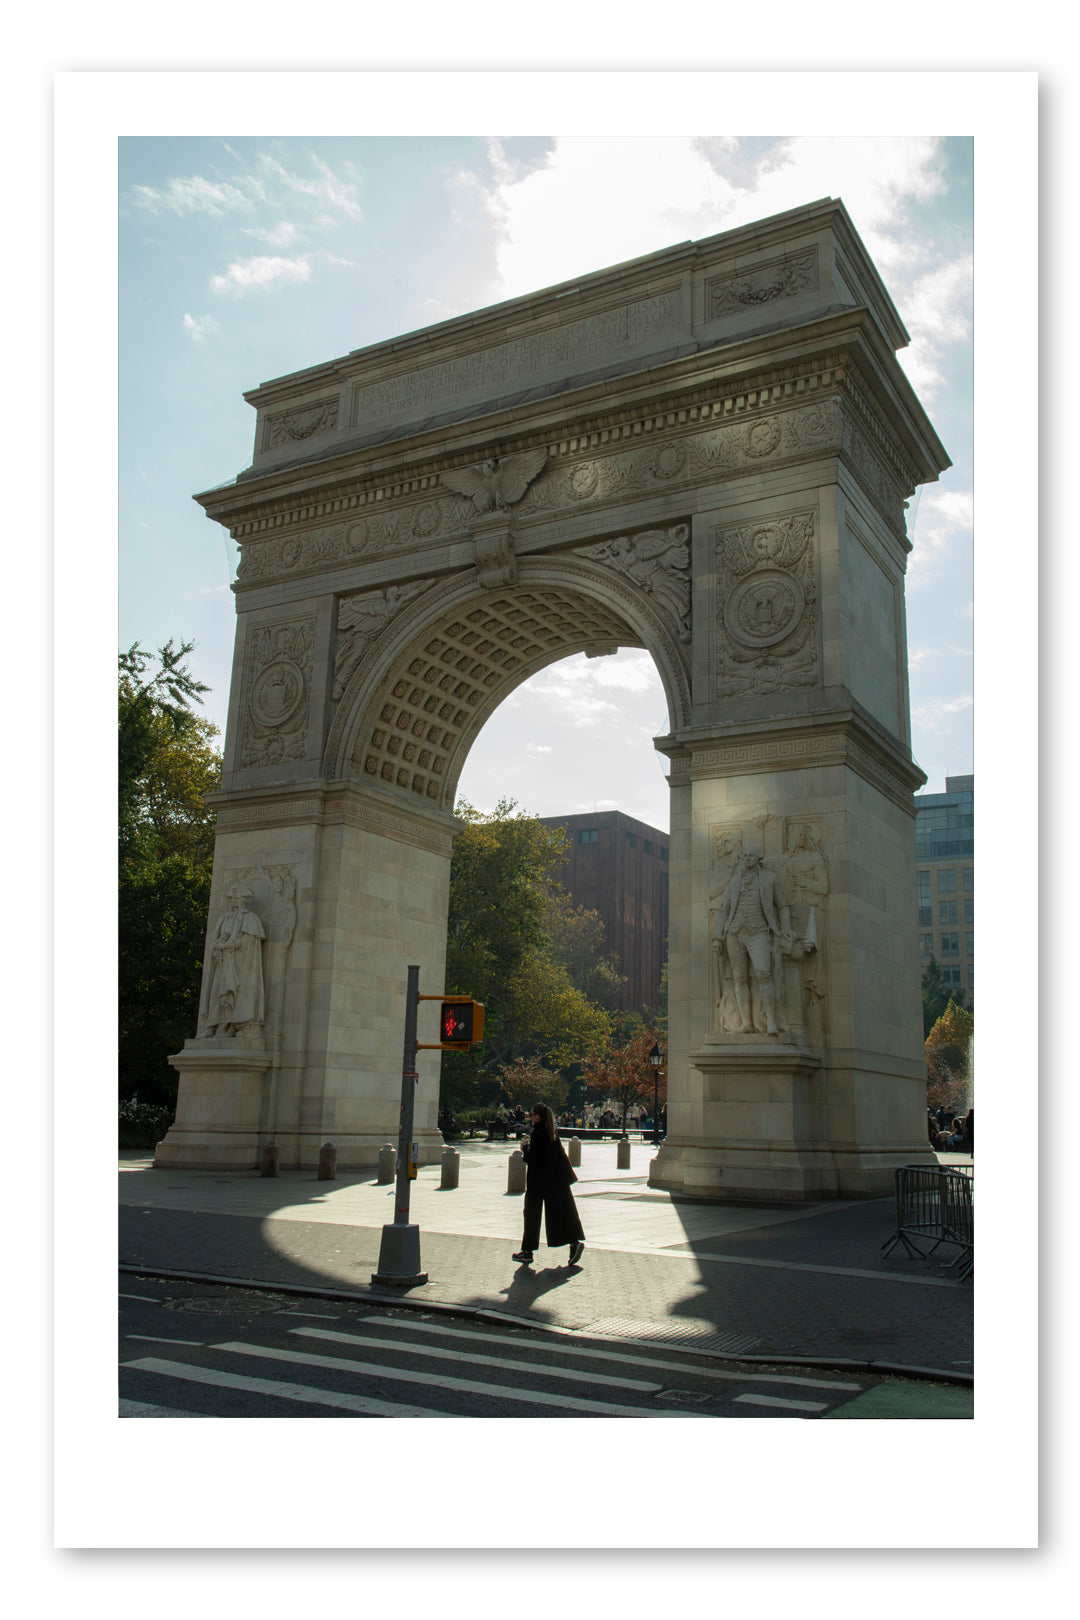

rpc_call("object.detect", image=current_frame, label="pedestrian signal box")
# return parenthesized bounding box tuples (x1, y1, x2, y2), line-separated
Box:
(440, 1000, 484, 1048)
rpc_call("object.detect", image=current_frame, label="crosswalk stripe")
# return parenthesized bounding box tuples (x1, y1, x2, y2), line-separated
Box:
(125, 1334, 205, 1347)
(211, 1341, 702, 1417)
(733, 1392, 829, 1412)
(360, 1317, 861, 1391)
(119, 1397, 214, 1418)
(288, 1326, 661, 1392)
(121, 1357, 452, 1417)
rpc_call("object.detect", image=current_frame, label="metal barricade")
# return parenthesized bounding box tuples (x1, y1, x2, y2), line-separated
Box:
(882, 1164, 973, 1279)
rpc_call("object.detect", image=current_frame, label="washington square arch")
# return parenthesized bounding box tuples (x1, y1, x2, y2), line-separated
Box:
(156, 197, 949, 1202)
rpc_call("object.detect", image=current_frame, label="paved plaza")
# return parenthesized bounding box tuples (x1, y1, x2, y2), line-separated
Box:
(120, 1138, 973, 1377)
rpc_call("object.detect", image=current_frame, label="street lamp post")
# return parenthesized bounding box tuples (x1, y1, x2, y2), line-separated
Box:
(648, 1042, 663, 1146)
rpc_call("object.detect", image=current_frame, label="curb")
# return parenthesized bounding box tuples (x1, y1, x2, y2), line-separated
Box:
(118, 1261, 973, 1388)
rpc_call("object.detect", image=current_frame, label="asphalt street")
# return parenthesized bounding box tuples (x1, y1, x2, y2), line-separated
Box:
(119, 1275, 973, 1419)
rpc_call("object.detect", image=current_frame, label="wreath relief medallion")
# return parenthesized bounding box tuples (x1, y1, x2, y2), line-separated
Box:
(744, 417, 781, 458)
(725, 572, 805, 649)
(249, 660, 306, 728)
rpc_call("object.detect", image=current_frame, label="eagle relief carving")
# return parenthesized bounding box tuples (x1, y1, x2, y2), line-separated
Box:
(441, 449, 548, 514)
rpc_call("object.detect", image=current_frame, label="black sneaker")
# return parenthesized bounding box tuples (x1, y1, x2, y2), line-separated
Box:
(512, 1250, 534, 1263)
(568, 1240, 584, 1265)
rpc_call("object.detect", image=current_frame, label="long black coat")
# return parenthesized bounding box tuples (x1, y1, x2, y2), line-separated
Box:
(522, 1126, 583, 1247)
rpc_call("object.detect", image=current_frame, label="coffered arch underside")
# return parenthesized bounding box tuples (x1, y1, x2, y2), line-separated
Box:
(325, 557, 692, 811)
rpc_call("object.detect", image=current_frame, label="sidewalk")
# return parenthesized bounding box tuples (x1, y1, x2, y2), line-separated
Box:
(119, 1140, 973, 1379)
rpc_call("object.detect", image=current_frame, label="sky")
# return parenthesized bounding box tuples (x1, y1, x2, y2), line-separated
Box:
(119, 132, 975, 832)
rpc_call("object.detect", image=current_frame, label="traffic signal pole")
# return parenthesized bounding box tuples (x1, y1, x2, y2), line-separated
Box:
(372, 964, 429, 1287)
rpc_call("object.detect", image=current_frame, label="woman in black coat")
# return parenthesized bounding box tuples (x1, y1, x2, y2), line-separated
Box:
(513, 1103, 585, 1266)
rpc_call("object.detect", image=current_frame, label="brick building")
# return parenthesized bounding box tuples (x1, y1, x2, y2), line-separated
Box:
(539, 810, 669, 1013)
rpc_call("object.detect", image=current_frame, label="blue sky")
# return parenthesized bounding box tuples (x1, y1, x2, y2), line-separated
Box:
(120, 132, 974, 830)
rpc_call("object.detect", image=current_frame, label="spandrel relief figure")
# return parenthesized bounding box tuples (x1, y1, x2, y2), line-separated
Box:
(199, 884, 266, 1037)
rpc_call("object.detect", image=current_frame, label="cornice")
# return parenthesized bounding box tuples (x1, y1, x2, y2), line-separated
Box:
(196, 309, 897, 532)
(207, 778, 463, 856)
(658, 703, 926, 811)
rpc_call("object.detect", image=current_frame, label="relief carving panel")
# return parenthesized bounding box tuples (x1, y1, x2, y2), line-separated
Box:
(241, 619, 315, 767)
(334, 580, 435, 701)
(714, 511, 819, 698)
(575, 524, 691, 643)
(708, 250, 818, 316)
(708, 817, 828, 1045)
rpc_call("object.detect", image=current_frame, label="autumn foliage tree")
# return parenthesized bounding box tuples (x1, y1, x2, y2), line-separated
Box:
(494, 1056, 568, 1114)
(925, 997, 974, 1115)
(580, 1026, 666, 1131)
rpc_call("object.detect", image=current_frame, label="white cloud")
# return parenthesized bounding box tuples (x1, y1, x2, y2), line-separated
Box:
(210, 255, 312, 296)
(245, 220, 299, 248)
(128, 175, 259, 217)
(911, 692, 973, 734)
(526, 743, 552, 757)
(907, 486, 973, 586)
(476, 134, 951, 309)
(182, 312, 219, 343)
(256, 154, 362, 223)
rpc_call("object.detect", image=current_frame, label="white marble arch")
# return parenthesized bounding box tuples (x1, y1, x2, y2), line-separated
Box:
(159, 197, 947, 1198)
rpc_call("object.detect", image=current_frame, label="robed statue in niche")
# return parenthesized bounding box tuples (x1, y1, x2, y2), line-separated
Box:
(199, 884, 266, 1037)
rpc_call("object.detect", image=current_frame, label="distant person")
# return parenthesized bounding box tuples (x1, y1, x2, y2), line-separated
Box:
(513, 1103, 585, 1268)
(960, 1108, 973, 1156)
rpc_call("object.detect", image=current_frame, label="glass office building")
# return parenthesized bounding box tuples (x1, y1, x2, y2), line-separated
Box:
(915, 774, 973, 1005)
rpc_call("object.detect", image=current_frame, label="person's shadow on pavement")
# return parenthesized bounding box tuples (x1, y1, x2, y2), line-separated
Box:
(498, 1263, 581, 1312)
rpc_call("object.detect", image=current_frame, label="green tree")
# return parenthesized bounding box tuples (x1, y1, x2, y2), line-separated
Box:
(119, 641, 221, 1108)
(921, 956, 951, 1037)
(440, 801, 612, 1110)
(541, 890, 626, 1009)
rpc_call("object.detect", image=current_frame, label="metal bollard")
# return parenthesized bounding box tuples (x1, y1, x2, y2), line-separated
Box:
(507, 1149, 527, 1194)
(440, 1147, 460, 1189)
(616, 1136, 632, 1169)
(317, 1141, 337, 1180)
(567, 1136, 582, 1167)
(259, 1142, 280, 1177)
(377, 1143, 396, 1184)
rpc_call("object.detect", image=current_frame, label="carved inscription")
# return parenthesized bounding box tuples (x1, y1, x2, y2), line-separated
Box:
(351, 294, 677, 423)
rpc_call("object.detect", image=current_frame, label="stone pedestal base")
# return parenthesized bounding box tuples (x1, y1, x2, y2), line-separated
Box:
(649, 1042, 937, 1201)
(155, 1038, 272, 1169)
